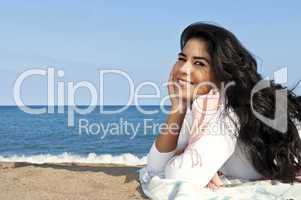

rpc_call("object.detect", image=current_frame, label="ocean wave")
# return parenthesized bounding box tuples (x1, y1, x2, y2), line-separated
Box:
(0, 152, 147, 166)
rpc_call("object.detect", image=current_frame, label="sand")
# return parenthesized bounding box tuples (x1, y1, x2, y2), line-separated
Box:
(0, 162, 148, 200)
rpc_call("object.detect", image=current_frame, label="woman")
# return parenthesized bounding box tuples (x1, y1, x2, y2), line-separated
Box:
(145, 22, 301, 189)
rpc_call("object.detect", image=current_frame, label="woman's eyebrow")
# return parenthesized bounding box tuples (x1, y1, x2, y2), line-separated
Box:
(178, 52, 210, 64)
(178, 52, 187, 57)
(193, 56, 210, 64)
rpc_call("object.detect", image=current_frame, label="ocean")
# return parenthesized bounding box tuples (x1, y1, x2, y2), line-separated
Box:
(0, 106, 169, 166)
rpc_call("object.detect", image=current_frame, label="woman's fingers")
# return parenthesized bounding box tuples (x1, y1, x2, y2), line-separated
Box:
(206, 173, 223, 191)
(167, 64, 178, 103)
(167, 67, 174, 94)
(206, 181, 218, 190)
(210, 173, 223, 187)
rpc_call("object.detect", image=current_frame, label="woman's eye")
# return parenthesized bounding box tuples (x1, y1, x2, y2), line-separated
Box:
(195, 61, 205, 66)
(177, 57, 185, 62)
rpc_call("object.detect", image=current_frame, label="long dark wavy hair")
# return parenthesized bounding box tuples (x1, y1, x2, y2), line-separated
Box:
(180, 22, 301, 183)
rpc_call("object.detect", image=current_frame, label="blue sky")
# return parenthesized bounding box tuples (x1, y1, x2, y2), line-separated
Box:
(0, 0, 300, 105)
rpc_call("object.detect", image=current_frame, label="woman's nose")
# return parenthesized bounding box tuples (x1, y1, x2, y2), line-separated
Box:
(179, 60, 192, 75)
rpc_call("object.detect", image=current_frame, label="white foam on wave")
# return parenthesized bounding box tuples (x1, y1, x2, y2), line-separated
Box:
(0, 152, 147, 166)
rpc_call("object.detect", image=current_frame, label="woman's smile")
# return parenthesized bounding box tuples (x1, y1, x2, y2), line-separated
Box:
(176, 77, 194, 87)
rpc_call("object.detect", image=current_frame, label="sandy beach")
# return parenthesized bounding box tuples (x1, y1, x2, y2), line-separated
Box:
(0, 162, 148, 200)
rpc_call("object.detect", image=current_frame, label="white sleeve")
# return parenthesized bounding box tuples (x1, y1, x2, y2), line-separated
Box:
(146, 141, 177, 176)
(146, 108, 193, 175)
(164, 110, 238, 187)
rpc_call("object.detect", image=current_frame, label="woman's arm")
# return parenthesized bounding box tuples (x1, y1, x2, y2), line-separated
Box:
(155, 106, 187, 152)
(173, 133, 224, 189)
(147, 64, 190, 174)
(163, 99, 238, 188)
(164, 121, 237, 187)
(146, 105, 188, 175)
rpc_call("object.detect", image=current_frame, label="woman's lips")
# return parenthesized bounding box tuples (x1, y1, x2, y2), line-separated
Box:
(176, 78, 194, 87)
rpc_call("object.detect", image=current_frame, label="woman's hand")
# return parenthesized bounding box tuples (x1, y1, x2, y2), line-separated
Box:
(206, 173, 223, 190)
(153, 65, 190, 153)
(167, 64, 190, 113)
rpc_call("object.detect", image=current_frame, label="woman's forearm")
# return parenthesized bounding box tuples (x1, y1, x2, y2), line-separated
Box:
(155, 106, 187, 152)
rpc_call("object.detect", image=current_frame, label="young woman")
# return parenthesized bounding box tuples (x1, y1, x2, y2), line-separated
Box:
(145, 22, 301, 189)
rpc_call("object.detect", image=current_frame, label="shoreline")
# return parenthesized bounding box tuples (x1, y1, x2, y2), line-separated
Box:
(0, 161, 148, 200)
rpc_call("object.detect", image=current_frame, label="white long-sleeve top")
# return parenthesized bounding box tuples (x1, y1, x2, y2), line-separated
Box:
(146, 91, 265, 188)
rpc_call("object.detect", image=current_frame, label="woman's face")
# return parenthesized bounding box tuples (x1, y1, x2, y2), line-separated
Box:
(173, 38, 216, 101)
